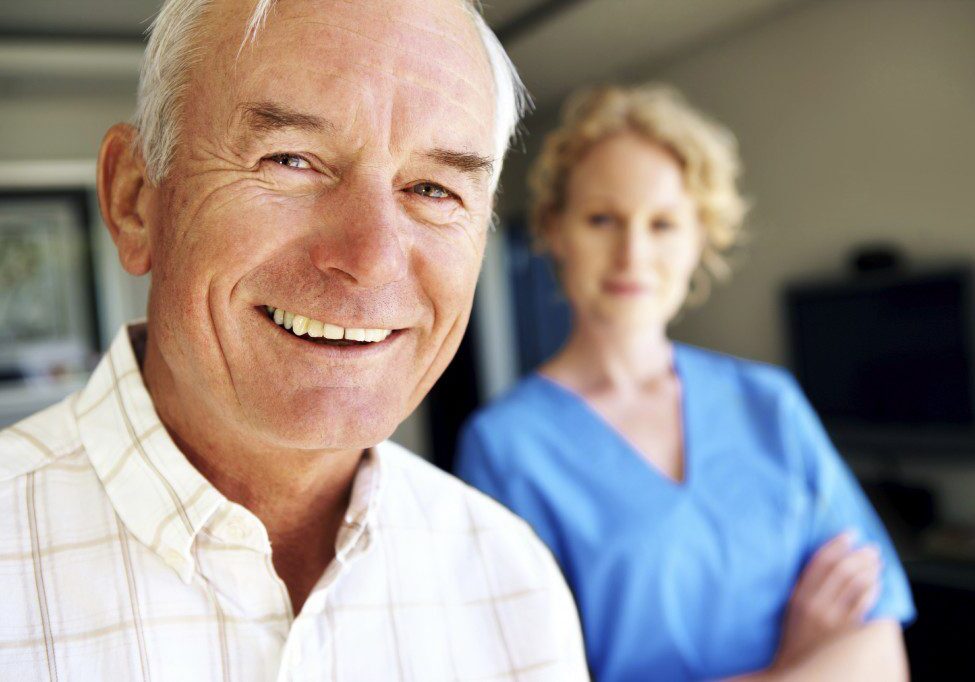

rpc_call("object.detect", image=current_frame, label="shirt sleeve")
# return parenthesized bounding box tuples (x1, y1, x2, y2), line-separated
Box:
(784, 376, 917, 625)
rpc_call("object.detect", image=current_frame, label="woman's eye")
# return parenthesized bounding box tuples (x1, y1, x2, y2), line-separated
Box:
(652, 218, 675, 231)
(588, 213, 615, 227)
(411, 182, 453, 199)
(266, 153, 312, 170)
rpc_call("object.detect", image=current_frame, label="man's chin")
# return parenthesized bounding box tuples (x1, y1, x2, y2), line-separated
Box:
(245, 395, 402, 453)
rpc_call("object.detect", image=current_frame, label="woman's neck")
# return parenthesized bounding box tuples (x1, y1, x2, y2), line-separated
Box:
(542, 320, 673, 397)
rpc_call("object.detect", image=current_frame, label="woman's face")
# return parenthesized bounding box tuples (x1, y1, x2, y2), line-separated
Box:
(548, 132, 704, 334)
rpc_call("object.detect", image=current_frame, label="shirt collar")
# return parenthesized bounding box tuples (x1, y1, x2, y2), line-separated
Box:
(335, 445, 383, 564)
(74, 323, 226, 582)
(74, 322, 387, 583)
(299, 445, 385, 615)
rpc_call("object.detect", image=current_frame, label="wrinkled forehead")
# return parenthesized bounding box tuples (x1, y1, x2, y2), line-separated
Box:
(195, 0, 496, 152)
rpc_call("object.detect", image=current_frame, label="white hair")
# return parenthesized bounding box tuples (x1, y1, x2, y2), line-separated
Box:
(134, 0, 529, 190)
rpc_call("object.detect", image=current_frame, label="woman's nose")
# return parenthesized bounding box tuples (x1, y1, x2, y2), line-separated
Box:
(616, 220, 652, 269)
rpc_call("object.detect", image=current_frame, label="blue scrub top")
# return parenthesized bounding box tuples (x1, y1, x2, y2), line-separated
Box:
(456, 344, 915, 682)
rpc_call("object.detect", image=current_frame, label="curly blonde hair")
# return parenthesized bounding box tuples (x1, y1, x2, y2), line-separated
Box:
(529, 84, 749, 283)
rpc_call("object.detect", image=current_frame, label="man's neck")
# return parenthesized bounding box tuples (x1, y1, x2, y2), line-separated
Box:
(178, 432, 362, 616)
(139, 328, 363, 613)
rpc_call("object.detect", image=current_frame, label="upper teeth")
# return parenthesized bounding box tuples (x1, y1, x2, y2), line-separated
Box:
(266, 306, 393, 343)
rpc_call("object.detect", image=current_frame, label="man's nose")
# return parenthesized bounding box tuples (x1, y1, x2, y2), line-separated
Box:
(309, 182, 410, 288)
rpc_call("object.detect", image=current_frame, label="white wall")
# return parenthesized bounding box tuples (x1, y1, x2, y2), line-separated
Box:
(0, 94, 136, 161)
(636, 0, 975, 365)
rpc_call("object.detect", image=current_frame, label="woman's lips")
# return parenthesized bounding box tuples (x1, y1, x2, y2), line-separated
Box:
(602, 280, 652, 295)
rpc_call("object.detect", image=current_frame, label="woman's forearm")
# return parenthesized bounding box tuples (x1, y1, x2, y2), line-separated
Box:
(727, 620, 908, 682)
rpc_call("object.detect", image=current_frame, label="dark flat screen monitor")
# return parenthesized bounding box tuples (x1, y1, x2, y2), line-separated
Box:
(785, 266, 975, 455)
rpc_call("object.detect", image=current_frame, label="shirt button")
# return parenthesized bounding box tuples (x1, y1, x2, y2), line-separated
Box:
(224, 519, 250, 542)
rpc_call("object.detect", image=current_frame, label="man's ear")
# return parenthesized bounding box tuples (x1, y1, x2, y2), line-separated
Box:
(96, 123, 152, 276)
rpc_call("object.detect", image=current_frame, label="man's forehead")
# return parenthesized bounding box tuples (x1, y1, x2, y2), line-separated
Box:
(203, 0, 496, 148)
(210, 0, 492, 89)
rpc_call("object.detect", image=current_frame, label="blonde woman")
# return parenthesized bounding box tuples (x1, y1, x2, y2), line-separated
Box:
(456, 85, 913, 681)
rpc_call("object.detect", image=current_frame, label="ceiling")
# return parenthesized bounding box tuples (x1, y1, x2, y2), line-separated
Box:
(505, 0, 802, 112)
(0, 0, 551, 37)
(0, 0, 805, 110)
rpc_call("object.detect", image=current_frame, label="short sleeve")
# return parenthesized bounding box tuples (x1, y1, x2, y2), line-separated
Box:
(785, 378, 917, 625)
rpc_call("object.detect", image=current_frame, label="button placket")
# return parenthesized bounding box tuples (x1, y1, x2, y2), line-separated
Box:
(282, 616, 314, 679)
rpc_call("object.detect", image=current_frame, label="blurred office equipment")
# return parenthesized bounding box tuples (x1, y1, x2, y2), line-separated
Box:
(785, 263, 975, 456)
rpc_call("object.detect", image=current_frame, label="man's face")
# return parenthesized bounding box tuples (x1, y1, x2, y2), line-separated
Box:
(142, 0, 497, 451)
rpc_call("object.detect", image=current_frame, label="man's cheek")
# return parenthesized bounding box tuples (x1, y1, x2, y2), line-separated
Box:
(423, 282, 471, 339)
(420, 230, 483, 285)
(193, 178, 299, 237)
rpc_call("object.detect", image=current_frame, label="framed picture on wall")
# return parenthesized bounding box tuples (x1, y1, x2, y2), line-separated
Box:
(0, 190, 100, 389)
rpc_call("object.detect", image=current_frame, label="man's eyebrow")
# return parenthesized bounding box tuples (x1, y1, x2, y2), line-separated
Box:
(234, 104, 493, 179)
(424, 148, 495, 180)
(236, 101, 335, 135)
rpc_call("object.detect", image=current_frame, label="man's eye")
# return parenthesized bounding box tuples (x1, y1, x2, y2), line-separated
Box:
(411, 182, 452, 199)
(588, 213, 615, 227)
(652, 219, 675, 231)
(266, 153, 312, 170)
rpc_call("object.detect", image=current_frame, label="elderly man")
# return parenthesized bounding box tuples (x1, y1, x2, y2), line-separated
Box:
(0, 0, 588, 679)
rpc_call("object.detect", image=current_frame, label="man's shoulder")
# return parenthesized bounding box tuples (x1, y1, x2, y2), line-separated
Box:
(0, 394, 85, 484)
(376, 440, 553, 561)
(374, 442, 588, 679)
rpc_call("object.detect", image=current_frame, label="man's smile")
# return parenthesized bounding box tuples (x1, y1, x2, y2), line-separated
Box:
(263, 305, 403, 349)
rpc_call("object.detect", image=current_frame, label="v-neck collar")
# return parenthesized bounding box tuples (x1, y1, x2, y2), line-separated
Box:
(533, 343, 694, 490)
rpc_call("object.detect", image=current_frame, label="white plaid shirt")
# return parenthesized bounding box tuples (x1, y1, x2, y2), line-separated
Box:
(0, 324, 588, 681)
